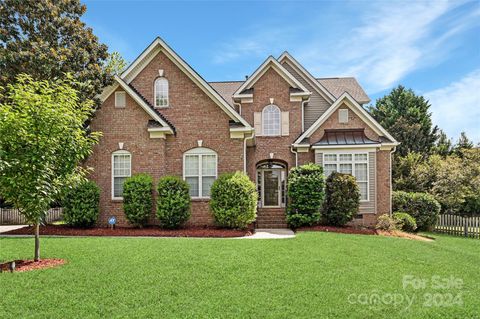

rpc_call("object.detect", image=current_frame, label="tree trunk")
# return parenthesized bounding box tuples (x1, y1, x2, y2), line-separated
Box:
(34, 223, 40, 262)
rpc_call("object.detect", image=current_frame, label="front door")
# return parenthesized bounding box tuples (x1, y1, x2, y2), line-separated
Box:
(262, 169, 281, 207)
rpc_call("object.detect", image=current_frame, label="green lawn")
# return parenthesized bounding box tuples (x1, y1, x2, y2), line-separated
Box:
(1, 232, 478, 318)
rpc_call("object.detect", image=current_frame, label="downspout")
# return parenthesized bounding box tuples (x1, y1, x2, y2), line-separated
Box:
(301, 97, 310, 132)
(389, 146, 397, 215)
(244, 131, 254, 174)
(290, 146, 298, 167)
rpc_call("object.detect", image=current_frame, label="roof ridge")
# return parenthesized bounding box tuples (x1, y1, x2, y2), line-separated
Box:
(208, 80, 245, 83)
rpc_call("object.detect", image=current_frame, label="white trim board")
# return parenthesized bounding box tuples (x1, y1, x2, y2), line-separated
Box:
(233, 56, 311, 98)
(294, 92, 398, 146)
(278, 52, 336, 103)
(118, 37, 252, 129)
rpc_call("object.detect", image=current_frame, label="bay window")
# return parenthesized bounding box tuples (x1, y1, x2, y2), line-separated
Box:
(323, 152, 369, 201)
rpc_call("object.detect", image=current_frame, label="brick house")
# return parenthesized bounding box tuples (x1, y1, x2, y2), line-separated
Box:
(86, 37, 399, 228)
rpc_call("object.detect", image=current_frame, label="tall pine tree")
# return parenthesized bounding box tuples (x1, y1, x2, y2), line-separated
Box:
(369, 85, 439, 157)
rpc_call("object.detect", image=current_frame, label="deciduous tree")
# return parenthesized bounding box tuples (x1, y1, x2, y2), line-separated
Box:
(0, 74, 100, 261)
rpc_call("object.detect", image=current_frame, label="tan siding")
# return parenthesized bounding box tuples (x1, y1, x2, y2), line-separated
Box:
(282, 62, 331, 130)
(315, 152, 323, 166)
(359, 152, 376, 214)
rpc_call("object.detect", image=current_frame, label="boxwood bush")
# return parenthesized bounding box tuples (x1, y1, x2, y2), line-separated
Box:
(63, 180, 100, 227)
(393, 212, 417, 232)
(156, 176, 191, 229)
(392, 191, 440, 231)
(123, 174, 153, 227)
(210, 172, 257, 229)
(286, 163, 325, 228)
(376, 214, 400, 232)
(323, 172, 360, 226)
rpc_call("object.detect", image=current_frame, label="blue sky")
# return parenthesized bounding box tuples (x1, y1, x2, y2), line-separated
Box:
(83, 0, 480, 142)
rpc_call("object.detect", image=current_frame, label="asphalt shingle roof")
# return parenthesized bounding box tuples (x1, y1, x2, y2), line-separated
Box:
(208, 77, 370, 105)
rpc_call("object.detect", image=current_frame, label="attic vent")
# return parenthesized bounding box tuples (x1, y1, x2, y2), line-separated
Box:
(115, 91, 126, 108)
(339, 109, 349, 123)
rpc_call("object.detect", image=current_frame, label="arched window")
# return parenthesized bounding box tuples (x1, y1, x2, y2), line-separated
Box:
(154, 77, 169, 107)
(262, 105, 281, 136)
(112, 150, 131, 199)
(183, 147, 217, 198)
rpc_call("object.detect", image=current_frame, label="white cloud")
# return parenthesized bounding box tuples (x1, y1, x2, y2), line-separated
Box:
(424, 69, 480, 143)
(212, 1, 479, 94)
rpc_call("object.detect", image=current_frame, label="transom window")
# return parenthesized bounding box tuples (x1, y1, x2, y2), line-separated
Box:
(262, 104, 281, 136)
(154, 77, 169, 107)
(323, 152, 369, 201)
(112, 150, 131, 199)
(183, 147, 217, 198)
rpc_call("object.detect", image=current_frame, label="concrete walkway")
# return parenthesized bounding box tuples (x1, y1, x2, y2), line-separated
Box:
(0, 225, 27, 234)
(244, 228, 295, 239)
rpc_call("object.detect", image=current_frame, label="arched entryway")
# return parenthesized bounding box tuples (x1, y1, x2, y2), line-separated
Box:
(256, 160, 287, 208)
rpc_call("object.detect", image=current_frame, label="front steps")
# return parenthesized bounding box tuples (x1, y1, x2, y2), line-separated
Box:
(256, 208, 288, 228)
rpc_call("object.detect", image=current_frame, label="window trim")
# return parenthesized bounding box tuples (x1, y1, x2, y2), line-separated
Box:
(114, 91, 126, 108)
(182, 148, 218, 199)
(111, 150, 131, 200)
(154, 77, 169, 108)
(323, 151, 369, 202)
(262, 104, 281, 136)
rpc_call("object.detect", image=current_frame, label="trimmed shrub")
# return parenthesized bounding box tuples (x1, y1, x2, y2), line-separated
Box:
(210, 172, 257, 229)
(63, 180, 100, 227)
(376, 214, 400, 232)
(323, 172, 360, 226)
(393, 212, 417, 232)
(287, 163, 325, 228)
(156, 176, 191, 229)
(123, 174, 153, 227)
(392, 191, 441, 231)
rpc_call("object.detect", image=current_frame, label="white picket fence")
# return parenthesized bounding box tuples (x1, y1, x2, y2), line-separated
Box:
(434, 214, 480, 239)
(0, 208, 63, 225)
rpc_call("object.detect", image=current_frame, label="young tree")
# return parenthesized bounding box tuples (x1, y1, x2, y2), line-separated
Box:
(369, 85, 439, 157)
(0, 0, 110, 106)
(104, 51, 128, 76)
(453, 131, 474, 156)
(0, 74, 100, 261)
(433, 130, 453, 157)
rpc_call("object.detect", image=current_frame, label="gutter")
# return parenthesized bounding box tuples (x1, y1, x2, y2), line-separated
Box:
(244, 132, 254, 173)
(290, 146, 298, 167)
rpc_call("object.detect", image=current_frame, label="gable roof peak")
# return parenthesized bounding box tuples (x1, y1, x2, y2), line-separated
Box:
(118, 36, 251, 129)
(233, 55, 311, 98)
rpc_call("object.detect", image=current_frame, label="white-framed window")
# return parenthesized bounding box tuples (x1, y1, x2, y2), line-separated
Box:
(112, 150, 131, 199)
(339, 109, 349, 123)
(262, 104, 281, 136)
(183, 147, 217, 198)
(115, 91, 126, 108)
(323, 152, 369, 201)
(154, 77, 169, 107)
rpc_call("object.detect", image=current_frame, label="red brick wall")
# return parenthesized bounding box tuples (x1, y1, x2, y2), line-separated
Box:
(243, 68, 303, 179)
(87, 51, 243, 227)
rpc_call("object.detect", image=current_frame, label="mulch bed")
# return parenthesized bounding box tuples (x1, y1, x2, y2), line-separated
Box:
(2, 225, 252, 238)
(1, 259, 66, 273)
(297, 225, 378, 235)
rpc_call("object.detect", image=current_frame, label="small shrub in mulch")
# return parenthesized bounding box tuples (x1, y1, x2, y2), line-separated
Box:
(2, 225, 252, 238)
(0, 259, 66, 273)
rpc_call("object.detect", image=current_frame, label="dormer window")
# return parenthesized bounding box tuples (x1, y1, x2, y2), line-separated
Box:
(154, 77, 169, 107)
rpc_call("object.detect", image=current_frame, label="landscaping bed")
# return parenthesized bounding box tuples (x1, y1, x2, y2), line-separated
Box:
(1, 259, 66, 272)
(2, 225, 252, 238)
(297, 225, 377, 235)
